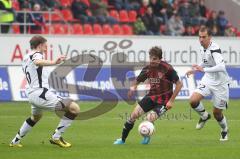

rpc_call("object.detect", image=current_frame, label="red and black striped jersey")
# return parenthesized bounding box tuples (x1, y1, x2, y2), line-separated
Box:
(136, 61, 179, 105)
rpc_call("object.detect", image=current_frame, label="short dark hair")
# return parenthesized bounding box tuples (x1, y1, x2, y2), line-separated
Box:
(199, 26, 212, 36)
(30, 35, 47, 49)
(149, 46, 162, 59)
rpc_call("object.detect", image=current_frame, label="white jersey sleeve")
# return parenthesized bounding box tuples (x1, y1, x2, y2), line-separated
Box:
(203, 53, 225, 72)
(200, 42, 229, 85)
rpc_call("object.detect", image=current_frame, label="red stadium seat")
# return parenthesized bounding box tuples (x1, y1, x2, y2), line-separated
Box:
(237, 31, 240, 37)
(128, 10, 137, 22)
(61, 9, 74, 21)
(112, 24, 123, 35)
(52, 24, 68, 34)
(72, 24, 83, 34)
(60, 0, 72, 7)
(43, 25, 50, 34)
(81, 0, 90, 6)
(63, 25, 71, 34)
(83, 24, 93, 34)
(12, 0, 20, 10)
(12, 25, 20, 34)
(102, 0, 108, 4)
(93, 24, 103, 35)
(109, 10, 119, 21)
(52, 12, 62, 22)
(122, 25, 133, 35)
(232, 27, 238, 34)
(43, 13, 50, 21)
(119, 10, 129, 22)
(102, 24, 113, 35)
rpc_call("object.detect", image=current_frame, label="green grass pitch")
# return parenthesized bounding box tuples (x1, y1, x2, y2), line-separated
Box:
(0, 100, 240, 159)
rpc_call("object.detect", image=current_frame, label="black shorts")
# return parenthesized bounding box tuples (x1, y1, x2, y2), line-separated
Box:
(138, 96, 167, 116)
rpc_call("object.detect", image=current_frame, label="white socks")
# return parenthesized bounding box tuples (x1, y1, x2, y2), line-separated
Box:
(11, 118, 35, 144)
(52, 116, 73, 140)
(218, 116, 228, 132)
(193, 102, 209, 120)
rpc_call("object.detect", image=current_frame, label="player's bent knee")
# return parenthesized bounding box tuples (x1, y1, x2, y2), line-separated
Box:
(213, 109, 223, 121)
(189, 93, 203, 108)
(213, 113, 223, 121)
(31, 114, 42, 123)
(131, 107, 144, 120)
(69, 102, 80, 115)
(147, 111, 158, 122)
(130, 113, 138, 121)
(58, 99, 80, 115)
(189, 99, 199, 108)
(130, 111, 142, 121)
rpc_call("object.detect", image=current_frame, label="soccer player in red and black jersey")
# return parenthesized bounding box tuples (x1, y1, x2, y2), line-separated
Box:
(114, 46, 183, 145)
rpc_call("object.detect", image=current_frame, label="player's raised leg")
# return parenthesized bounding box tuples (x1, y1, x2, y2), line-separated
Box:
(10, 113, 42, 147)
(189, 92, 211, 129)
(141, 106, 168, 144)
(50, 100, 80, 148)
(114, 104, 144, 145)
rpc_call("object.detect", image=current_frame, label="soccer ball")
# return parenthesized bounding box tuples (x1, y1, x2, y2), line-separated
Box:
(138, 121, 155, 137)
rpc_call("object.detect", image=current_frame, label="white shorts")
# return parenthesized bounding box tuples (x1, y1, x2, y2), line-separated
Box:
(194, 82, 229, 109)
(28, 88, 64, 115)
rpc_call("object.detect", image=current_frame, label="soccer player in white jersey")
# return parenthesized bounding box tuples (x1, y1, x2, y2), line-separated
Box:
(10, 35, 80, 148)
(186, 26, 229, 141)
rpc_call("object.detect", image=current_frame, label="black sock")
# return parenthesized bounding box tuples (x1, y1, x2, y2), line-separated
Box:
(121, 121, 134, 142)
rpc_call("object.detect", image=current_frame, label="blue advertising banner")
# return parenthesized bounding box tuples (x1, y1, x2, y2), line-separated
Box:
(0, 67, 12, 101)
(227, 67, 240, 99)
(194, 67, 240, 99)
(74, 67, 131, 101)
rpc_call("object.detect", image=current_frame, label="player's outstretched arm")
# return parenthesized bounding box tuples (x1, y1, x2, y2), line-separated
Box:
(186, 63, 203, 77)
(166, 80, 183, 110)
(128, 80, 140, 99)
(186, 68, 195, 77)
(34, 55, 66, 66)
(128, 66, 147, 99)
(203, 62, 225, 72)
(202, 53, 226, 73)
